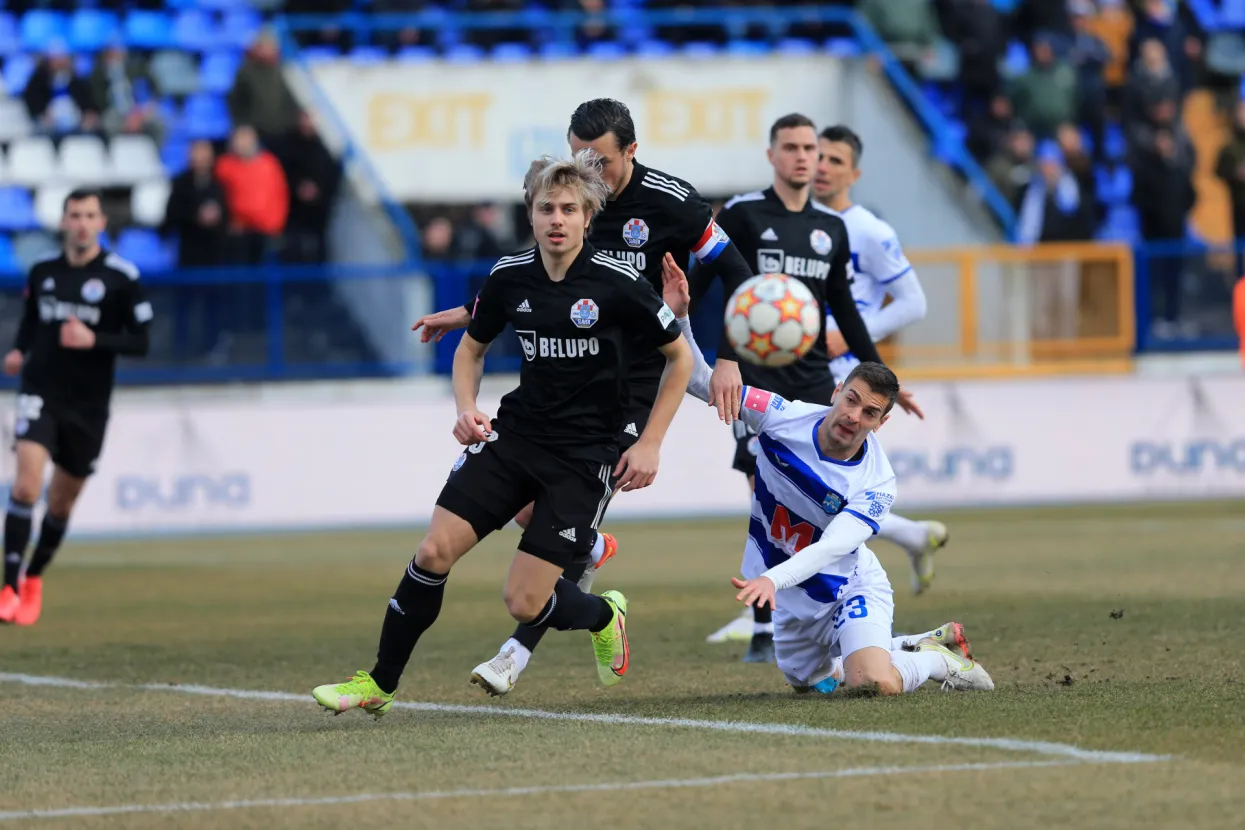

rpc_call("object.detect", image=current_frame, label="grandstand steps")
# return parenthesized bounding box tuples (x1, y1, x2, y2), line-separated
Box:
(1184, 89, 1233, 244)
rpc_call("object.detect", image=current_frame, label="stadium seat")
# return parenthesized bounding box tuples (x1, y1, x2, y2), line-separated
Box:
(12, 229, 56, 268)
(0, 13, 19, 56)
(539, 42, 579, 60)
(775, 38, 816, 56)
(0, 97, 32, 142)
(634, 40, 675, 58)
(445, 44, 485, 63)
(68, 9, 119, 53)
(0, 187, 36, 232)
(111, 134, 164, 183)
(1104, 123, 1126, 162)
(19, 10, 66, 53)
(825, 38, 861, 58)
(33, 184, 70, 230)
(172, 10, 218, 52)
(347, 46, 388, 65)
(0, 234, 17, 274)
(199, 50, 241, 94)
(682, 42, 720, 59)
(117, 228, 171, 271)
(150, 50, 201, 97)
(74, 53, 92, 77)
(1224, 0, 1245, 29)
(161, 137, 191, 176)
(1000, 40, 1029, 77)
(124, 11, 173, 51)
(183, 93, 231, 140)
(131, 180, 171, 227)
(587, 41, 626, 60)
(491, 43, 532, 62)
(6, 137, 56, 188)
(726, 40, 769, 56)
(58, 134, 110, 186)
(3, 53, 36, 97)
(395, 46, 435, 62)
(219, 9, 261, 51)
(199, 0, 249, 12)
(301, 45, 340, 63)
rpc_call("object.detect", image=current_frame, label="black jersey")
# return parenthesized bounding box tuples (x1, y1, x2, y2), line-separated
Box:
(467, 243, 681, 460)
(14, 250, 152, 412)
(692, 187, 884, 396)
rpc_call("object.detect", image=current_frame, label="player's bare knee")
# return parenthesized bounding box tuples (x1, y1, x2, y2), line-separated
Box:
(413, 534, 455, 573)
(9, 477, 41, 505)
(502, 585, 545, 623)
(844, 665, 902, 696)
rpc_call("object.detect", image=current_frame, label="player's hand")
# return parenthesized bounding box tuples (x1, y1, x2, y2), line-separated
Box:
(613, 437, 659, 491)
(710, 359, 743, 424)
(896, 387, 924, 420)
(453, 409, 493, 445)
(2, 349, 23, 376)
(661, 253, 690, 318)
(59, 317, 96, 350)
(824, 328, 848, 359)
(412, 306, 471, 343)
(732, 575, 776, 611)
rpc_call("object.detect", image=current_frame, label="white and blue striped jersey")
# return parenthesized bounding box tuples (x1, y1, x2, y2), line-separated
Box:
(734, 386, 898, 622)
(830, 204, 912, 323)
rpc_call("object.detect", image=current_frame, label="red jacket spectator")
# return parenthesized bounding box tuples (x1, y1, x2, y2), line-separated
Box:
(215, 125, 289, 236)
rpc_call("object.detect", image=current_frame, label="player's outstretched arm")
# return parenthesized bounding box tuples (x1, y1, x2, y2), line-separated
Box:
(450, 333, 493, 445)
(758, 513, 876, 595)
(413, 305, 472, 343)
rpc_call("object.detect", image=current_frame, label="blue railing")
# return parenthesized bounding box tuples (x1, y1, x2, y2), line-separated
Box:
(279, 5, 1018, 238)
(1133, 239, 1242, 354)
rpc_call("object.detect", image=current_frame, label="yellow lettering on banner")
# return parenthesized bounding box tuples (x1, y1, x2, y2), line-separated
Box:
(367, 93, 492, 150)
(644, 90, 768, 145)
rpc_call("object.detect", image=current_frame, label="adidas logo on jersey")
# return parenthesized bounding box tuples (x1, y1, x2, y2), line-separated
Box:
(516, 299, 532, 312)
(623, 422, 639, 437)
(760, 227, 778, 242)
(559, 527, 577, 542)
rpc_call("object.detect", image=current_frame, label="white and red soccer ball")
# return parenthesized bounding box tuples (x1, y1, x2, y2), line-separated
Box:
(723, 273, 821, 367)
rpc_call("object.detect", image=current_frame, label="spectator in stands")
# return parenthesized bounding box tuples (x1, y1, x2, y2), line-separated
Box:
(1129, 94, 1190, 161)
(90, 42, 163, 145)
(967, 94, 1014, 163)
(1085, 0, 1135, 101)
(1056, 123, 1098, 213)
(1133, 126, 1195, 336)
(228, 29, 300, 161)
(22, 41, 99, 137)
(464, 0, 530, 48)
(1124, 39, 1180, 132)
(283, 0, 356, 51)
(421, 217, 454, 263)
(1214, 100, 1245, 248)
(939, 0, 1006, 112)
(162, 140, 229, 269)
(450, 203, 508, 261)
(987, 123, 1035, 207)
(214, 125, 289, 266)
(1129, 0, 1201, 95)
(1009, 35, 1078, 138)
(1068, 4, 1111, 161)
(1011, 0, 1073, 47)
(860, 0, 941, 68)
(371, 0, 429, 50)
(282, 111, 341, 264)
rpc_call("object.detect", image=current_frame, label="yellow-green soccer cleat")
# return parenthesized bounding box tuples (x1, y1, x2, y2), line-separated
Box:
(909, 520, 949, 595)
(590, 590, 630, 686)
(924, 621, 974, 660)
(312, 670, 394, 720)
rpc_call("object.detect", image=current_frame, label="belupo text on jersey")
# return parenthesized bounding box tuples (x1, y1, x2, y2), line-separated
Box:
(757, 250, 832, 281)
(597, 249, 647, 272)
(516, 330, 601, 361)
(39, 295, 102, 325)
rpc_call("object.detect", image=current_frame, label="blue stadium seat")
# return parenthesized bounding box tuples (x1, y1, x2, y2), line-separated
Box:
(183, 93, 231, 140)
(1000, 39, 1029, 77)
(587, 41, 626, 60)
(124, 11, 173, 50)
(2, 53, 35, 97)
(726, 40, 769, 57)
(395, 46, 436, 62)
(491, 43, 532, 62)
(19, 10, 67, 53)
(1105, 204, 1140, 237)
(825, 38, 861, 58)
(74, 53, 92, 77)
(635, 40, 674, 58)
(1224, 0, 1245, 29)
(161, 137, 191, 176)
(0, 13, 19, 56)
(682, 42, 720, 59)
(199, 0, 249, 11)
(347, 46, 388, 65)
(117, 228, 171, 272)
(1111, 167, 1133, 204)
(0, 188, 36, 232)
(68, 9, 119, 52)
(444, 44, 485, 63)
(775, 38, 815, 56)
(1104, 123, 1126, 162)
(539, 42, 579, 60)
(0, 235, 17, 275)
(219, 9, 261, 51)
(300, 45, 340, 63)
(173, 10, 218, 52)
(200, 50, 241, 93)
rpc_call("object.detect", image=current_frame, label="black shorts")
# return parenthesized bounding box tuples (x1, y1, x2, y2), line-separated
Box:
(13, 392, 108, 479)
(731, 379, 837, 477)
(436, 430, 614, 569)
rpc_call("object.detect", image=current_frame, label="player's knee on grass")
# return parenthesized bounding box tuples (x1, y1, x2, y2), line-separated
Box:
(843, 647, 904, 696)
(514, 502, 535, 529)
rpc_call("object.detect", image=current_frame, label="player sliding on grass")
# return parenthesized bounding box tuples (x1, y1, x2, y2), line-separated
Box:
(312, 151, 692, 718)
(664, 256, 993, 695)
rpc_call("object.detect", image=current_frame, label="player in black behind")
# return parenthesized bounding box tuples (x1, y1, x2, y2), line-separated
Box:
(687, 115, 923, 663)
(312, 152, 692, 716)
(0, 189, 152, 626)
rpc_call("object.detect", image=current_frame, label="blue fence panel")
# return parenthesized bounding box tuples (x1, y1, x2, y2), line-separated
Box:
(1134, 239, 1242, 354)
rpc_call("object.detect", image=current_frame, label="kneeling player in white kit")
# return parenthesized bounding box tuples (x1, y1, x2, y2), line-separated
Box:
(665, 262, 992, 695)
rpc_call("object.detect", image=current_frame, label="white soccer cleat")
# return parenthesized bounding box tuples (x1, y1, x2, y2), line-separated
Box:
(918, 642, 994, 691)
(470, 646, 522, 697)
(907, 520, 948, 595)
(706, 608, 754, 643)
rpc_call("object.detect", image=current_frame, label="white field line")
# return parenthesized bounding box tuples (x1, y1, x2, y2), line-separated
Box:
(0, 672, 1171, 765)
(0, 760, 1089, 822)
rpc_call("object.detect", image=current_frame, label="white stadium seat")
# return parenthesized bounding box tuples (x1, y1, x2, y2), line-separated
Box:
(0, 98, 32, 143)
(131, 179, 171, 227)
(6, 137, 57, 187)
(111, 134, 163, 184)
(57, 134, 111, 186)
(34, 184, 72, 230)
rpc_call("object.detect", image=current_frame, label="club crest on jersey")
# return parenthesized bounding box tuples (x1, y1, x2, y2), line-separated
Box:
(570, 298, 600, 329)
(41, 277, 55, 292)
(451, 452, 467, 473)
(81, 278, 106, 303)
(822, 491, 844, 514)
(622, 218, 649, 248)
(809, 229, 832, 256)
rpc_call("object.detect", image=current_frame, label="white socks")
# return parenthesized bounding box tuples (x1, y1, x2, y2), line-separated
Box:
(502, 638, 532, 673)
(891, 629, 939, 651)
(889, 648, 945, 692)
(589, 532, 606, 565)
(753, 622, 775, 635)
(878, 514, 930, 552)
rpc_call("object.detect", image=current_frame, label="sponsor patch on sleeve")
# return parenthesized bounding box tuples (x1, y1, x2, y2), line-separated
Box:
(743, 387, 772, 413)
(657, 303, 676, 328)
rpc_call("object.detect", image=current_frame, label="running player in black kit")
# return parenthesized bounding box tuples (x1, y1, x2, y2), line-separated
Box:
(0, 189, 152, 626)
(313, 151, 692, 716)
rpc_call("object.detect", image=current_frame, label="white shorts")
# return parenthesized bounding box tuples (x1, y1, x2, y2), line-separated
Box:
(829, 353, 861, 385)
(773, 555, 895, 687)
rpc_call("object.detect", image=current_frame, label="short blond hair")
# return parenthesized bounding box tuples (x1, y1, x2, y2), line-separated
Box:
(522, 149, 611, 218)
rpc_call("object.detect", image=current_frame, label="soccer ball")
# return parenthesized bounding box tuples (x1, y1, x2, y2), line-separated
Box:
(723, 274, 821, 367)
